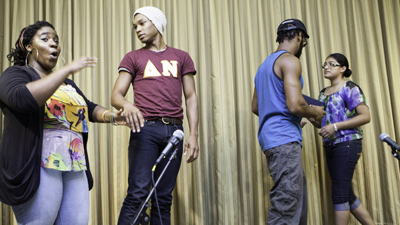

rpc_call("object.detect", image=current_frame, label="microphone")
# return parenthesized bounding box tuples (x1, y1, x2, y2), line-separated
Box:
(154, 129, 184, 166)
(380, 133, 400, 150)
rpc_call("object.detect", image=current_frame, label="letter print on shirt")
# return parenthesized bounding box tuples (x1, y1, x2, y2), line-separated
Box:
(161, 60, 178, 77)
(144, 60, 178, 78)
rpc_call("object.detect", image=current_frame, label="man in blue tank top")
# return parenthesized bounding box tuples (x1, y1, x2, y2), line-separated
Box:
(252, 19, 325, 225)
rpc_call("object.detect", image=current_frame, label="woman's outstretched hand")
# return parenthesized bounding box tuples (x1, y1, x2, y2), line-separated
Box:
(113, 109, 127, 126)
(65, 57, 98, 74)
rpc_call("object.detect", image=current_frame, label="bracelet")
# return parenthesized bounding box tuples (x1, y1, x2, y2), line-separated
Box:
(110, 113, 118, 126)
(333, 123, 338, 132)
(102, 110, 111, 123)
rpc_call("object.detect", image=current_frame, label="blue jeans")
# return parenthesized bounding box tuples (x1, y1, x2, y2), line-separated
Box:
(324, 139, 362, 211)
(264, 142, 308, 225)
(118, 120, 183, 225)
(12, 167, 89, 225)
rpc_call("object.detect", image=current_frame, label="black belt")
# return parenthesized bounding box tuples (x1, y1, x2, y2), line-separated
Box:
(155, 117, 183, 125)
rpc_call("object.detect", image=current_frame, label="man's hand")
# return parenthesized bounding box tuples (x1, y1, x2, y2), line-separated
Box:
(184, 134, 199, 163)
(122, 103, 144, 132)
(300, 120, 308, 128)
(310, 105, 325, 122)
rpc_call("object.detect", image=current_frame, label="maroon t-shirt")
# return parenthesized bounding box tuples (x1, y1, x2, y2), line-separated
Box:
(119, 46, 196, 120)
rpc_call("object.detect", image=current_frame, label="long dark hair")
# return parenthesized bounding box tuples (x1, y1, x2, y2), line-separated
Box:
(327, 53, 353, 77)
(7, 21, 55, 66)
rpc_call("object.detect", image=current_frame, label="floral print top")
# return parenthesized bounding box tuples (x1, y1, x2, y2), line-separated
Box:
(318, 81, 367, 146)
(41, 85, 89, 171)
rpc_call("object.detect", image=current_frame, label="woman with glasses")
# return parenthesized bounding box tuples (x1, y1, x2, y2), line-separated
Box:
(312, 53, 375, 224)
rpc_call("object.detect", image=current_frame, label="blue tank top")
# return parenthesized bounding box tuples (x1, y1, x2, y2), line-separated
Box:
(254, 50, 304, 151)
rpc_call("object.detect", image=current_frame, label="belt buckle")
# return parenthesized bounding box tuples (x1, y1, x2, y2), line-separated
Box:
(161, 117, 170, 125)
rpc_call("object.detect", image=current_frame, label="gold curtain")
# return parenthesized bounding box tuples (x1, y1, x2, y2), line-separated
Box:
(1, 0, 399, 224)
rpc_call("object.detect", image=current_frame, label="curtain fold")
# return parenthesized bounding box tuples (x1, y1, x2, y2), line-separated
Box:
(1, 0, 399, 224)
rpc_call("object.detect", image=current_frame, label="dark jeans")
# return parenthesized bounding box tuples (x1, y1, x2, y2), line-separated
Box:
(118, 120, 183, 225)
(324, 139, 362, 211)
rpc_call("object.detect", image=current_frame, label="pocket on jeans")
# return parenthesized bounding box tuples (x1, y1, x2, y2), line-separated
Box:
(275, 179, 300, 217)
(356, 143, 362, 156)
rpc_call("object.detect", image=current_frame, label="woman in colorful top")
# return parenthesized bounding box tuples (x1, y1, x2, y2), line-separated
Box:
(316, 53, 375, 225)
(0, 21, 125, 225)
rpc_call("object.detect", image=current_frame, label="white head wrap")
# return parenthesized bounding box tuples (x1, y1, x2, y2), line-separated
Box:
(133, 6, 167, 36)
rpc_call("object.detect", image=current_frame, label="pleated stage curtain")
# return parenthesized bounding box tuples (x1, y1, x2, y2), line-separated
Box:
(0, 0, 399, 224)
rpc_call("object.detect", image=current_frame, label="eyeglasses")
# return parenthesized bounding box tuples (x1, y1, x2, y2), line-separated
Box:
(322, 62, 341, 69)
(303, 38, 308, 47)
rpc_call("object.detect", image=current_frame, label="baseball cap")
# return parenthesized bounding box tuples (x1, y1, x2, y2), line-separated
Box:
(277, 19, 309, 38)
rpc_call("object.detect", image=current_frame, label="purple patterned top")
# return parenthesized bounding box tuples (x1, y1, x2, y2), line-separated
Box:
(318, 81, 367, 146)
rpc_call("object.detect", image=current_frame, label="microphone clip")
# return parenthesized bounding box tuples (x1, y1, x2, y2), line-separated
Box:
(380, 133, 400, 161)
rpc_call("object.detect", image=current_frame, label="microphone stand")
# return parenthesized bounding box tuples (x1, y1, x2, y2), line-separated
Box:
(131, 147, 180, 225)
(389, 146, 400, 161)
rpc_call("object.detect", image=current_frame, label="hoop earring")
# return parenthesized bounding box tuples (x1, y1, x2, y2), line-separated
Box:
(25, 51, 32, 68)
(32, 47, 39, 61)
(61, 56, 66, 65)
(26, 48, 39, 68)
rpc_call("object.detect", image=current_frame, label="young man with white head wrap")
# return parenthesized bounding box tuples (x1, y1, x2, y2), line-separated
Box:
(111, 6, 199, 225)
